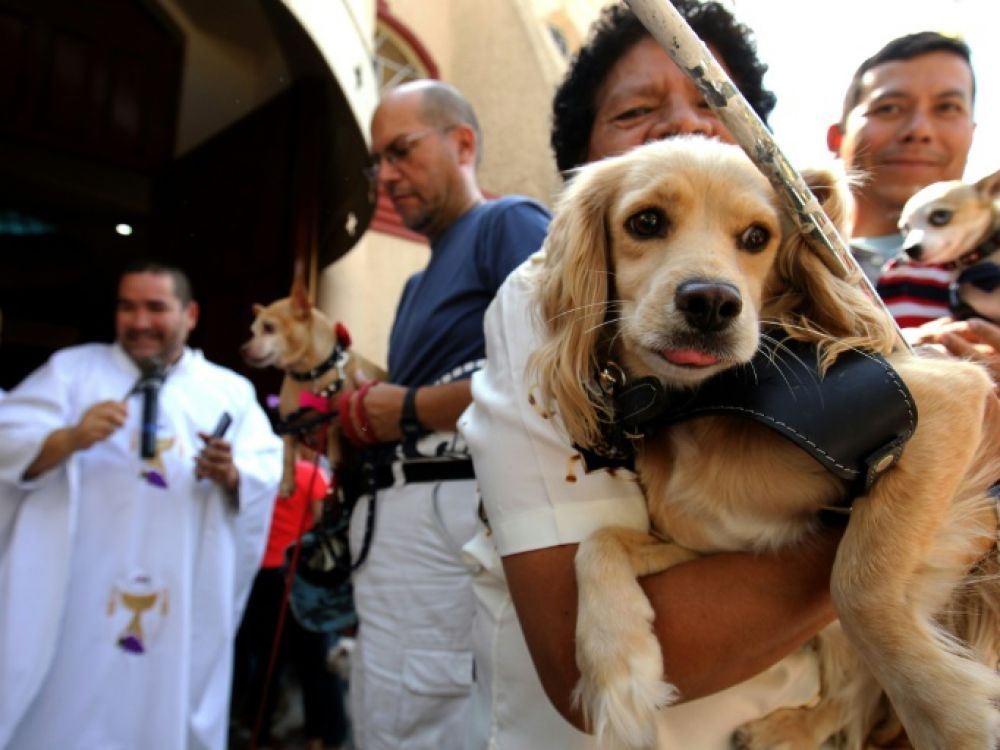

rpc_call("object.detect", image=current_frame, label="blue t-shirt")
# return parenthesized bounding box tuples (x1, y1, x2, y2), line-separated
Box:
(387, 196, 550, 386)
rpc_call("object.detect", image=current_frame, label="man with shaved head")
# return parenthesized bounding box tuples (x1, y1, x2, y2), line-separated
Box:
(338, 80, 549, 748)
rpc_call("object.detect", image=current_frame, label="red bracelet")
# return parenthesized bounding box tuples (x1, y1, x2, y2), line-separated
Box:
(336, 390, 364, 447)
(353, 381, 378, 444)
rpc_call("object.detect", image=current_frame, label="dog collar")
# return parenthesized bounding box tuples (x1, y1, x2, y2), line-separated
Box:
(289, 323, 352, 383)
(587, 337, 918, 497)
(941, 227, 1000, 271)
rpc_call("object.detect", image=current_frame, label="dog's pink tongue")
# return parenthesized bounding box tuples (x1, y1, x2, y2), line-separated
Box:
(662, 348, 719, 367)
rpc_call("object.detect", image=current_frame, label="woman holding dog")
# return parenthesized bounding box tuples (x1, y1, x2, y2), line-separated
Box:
(460, 2, 846, 748)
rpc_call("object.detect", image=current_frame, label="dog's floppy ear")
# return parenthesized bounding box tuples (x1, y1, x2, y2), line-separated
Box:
(975, 166, 1000, 202)
(532, 160, 622, 448)
(764, 166, 897, 365)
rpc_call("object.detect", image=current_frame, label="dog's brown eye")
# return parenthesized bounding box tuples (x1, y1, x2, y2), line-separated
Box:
(929, 209, 953, 227)
(625, 209, 668, 238)
(739, 223, 770, 252)
(262, 322, 276, 334)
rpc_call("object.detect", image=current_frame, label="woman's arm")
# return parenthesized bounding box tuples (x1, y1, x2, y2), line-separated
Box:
(503, 528, 840, 731)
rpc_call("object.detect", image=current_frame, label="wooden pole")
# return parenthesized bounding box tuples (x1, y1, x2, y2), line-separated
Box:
(627, 0, 910, 350)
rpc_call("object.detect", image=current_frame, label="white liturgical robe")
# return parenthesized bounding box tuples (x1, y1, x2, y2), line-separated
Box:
(0, 343, 281, 750)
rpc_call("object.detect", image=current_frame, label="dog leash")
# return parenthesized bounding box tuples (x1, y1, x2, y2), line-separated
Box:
(272, 380, 346, 448)
(249, 454, 327, 750)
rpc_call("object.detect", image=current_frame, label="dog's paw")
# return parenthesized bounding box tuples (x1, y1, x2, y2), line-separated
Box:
(732, 707, 822, 750)
(574, 592, 677, 749)
(732, 729, 795, 750)
(573, 530, 687, 749)
(573, 669, 676, 750)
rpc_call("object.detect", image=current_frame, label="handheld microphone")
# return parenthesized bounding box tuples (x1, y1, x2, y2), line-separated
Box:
(137, 357, 166, 459)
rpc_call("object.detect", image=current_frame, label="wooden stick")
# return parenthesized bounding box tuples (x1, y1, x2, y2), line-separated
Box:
(627, 0, 909, 349)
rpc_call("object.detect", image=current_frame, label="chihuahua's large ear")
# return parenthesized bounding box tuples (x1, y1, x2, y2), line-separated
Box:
(252, 303, 264, 316)
(975, 166, 1000, 201)
(532, 159, 621, 448)
(289, 274, 312, 321)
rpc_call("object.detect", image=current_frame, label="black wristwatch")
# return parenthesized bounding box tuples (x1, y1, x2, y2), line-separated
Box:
(400, 386, 423, 444)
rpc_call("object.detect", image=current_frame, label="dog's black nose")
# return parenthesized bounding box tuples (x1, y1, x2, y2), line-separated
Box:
(675, 281, 742, 332)
(904, 244, 923, 261)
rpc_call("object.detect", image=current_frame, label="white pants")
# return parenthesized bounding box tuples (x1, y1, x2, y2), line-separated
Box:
(348, 478, 479, 749)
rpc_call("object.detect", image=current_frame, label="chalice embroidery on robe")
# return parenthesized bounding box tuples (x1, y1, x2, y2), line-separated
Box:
(107, 572, 169, 654)
(131, 434, 176, 488)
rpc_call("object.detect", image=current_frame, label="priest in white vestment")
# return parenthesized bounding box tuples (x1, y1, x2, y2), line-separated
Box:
(0, 262, 281, 750)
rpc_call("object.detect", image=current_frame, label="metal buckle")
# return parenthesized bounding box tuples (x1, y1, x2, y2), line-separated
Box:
(598, 361, 627, 395)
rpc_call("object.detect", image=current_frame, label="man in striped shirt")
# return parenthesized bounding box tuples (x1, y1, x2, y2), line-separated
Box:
(828, 31, 999, 383)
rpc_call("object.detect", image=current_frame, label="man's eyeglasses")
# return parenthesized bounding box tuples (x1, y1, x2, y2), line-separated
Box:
(366, 126, 455, 179)
(366, 129, 434, 180)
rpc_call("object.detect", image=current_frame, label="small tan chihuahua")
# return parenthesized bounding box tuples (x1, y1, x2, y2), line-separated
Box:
(241, 279, 385, 496)
(897, 166, 1000, 323)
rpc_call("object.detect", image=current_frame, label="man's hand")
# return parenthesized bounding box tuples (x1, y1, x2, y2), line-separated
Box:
(22, 400, 128, 480)
(72, 400, 129, 450)
(194, 434, 239, 492)
(353, 382, 406, 443)
(908, 317, 1000, 385)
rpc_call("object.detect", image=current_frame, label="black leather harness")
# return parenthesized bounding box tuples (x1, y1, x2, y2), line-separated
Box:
(585, 337, 918, 503)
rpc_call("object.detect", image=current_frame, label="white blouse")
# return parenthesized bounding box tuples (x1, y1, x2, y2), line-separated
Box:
(460, 252, 820, 749)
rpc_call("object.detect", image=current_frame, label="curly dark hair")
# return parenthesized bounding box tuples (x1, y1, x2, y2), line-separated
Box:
(551, 0, 776, 174)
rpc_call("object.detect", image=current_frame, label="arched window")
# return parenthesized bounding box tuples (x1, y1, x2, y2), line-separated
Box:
(369, 2, 439, 241)
(374, 2, 438, 93)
